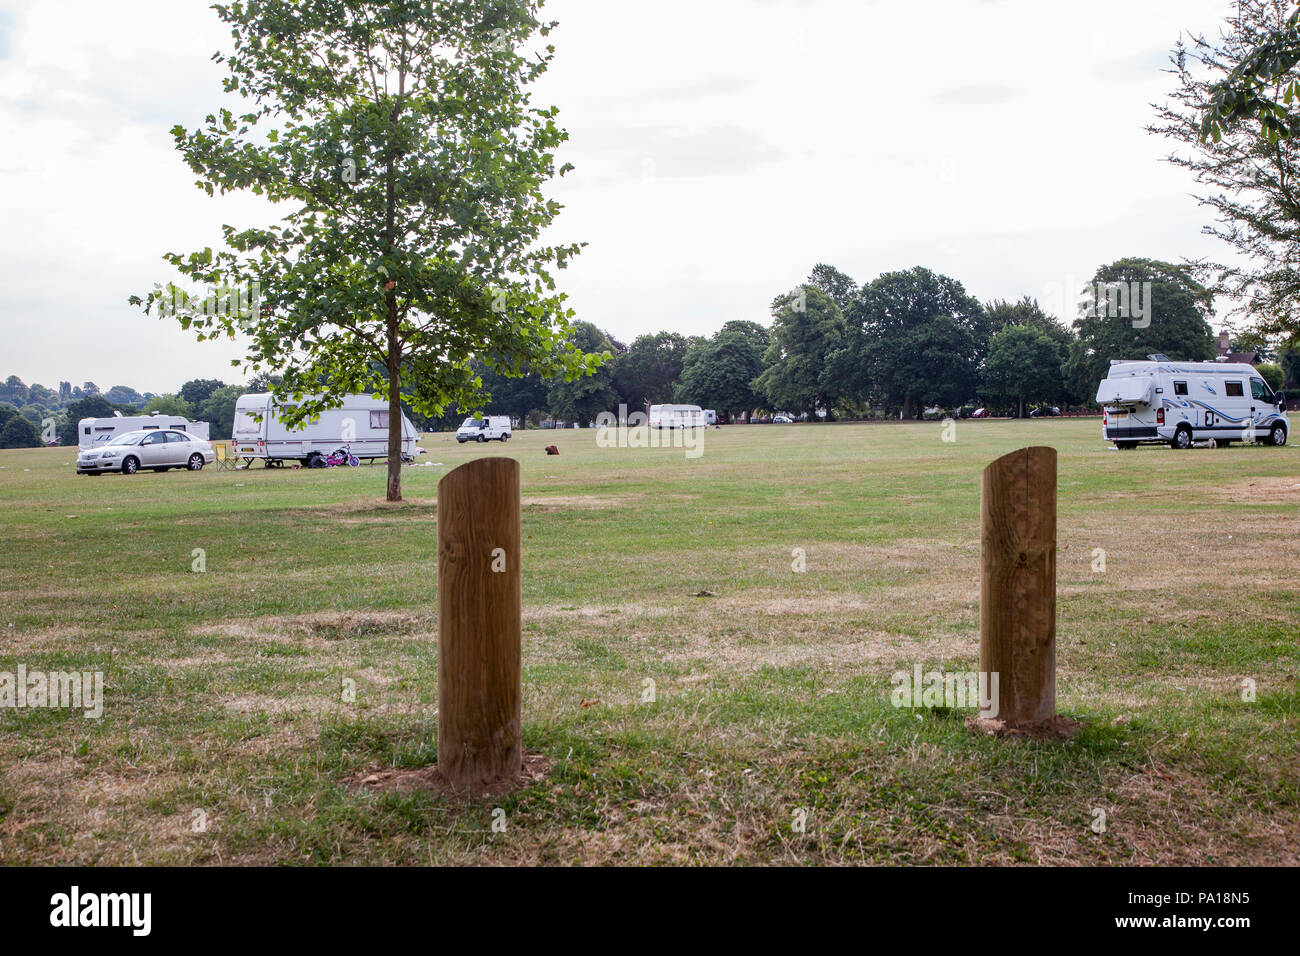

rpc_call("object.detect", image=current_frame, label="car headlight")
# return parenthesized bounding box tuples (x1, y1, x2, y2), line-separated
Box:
(102, 449, 122, 457)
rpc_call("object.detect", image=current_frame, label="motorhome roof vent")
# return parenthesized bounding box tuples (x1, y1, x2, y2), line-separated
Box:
(1147, 353, 1170, 362)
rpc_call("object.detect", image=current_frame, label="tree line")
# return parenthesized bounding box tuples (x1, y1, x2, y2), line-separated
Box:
(423, 256, 1295, 430)
(5, 253, 1297, 448)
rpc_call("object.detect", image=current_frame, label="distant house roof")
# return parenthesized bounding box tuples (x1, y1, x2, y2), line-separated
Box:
(1214, 333, 1261, 365)
(1223, 351, 1261, 365)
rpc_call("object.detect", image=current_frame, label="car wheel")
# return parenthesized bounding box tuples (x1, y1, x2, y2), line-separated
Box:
(457, 438, 466, 443)
(500, 434, 509, 442)
(188, 454, 205, 471)
(121, 456, 139, 475)
(1269, 423, 1287, 446)
(476, 434, 486, 443)
(1171, 426, 1193, 450)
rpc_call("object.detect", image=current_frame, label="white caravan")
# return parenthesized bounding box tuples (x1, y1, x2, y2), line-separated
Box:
(78, 413, 209, 451)
(456, 415, 512, 443)
(1096, 359, 1289, 450)
(648, 404, 708, 429)
(232, 392, 418, 465)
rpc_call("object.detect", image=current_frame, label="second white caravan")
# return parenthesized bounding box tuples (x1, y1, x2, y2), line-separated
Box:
(648, 404, 708, 429)
(78, 413, 209, 450)
(233, 393, 418, 465)
(1096, 360, 1288, 449)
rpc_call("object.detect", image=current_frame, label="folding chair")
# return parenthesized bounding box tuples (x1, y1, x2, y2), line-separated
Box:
(215, 442, 237, 471)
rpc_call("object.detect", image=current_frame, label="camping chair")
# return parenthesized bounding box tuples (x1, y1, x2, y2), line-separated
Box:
(215, 442, 237, 471)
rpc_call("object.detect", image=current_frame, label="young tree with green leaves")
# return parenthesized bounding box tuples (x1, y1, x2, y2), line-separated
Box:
(132, 0, 596, 500)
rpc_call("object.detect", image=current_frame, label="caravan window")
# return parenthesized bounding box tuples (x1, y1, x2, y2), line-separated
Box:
(83, 426, 91, 435)
(1173, 381, 1188, 395)
(233, 411, 261, 434)
(1225, 381, 1244, 397)
(370, 411, 389, 429)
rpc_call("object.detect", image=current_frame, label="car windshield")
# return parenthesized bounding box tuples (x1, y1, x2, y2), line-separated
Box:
(106, 432, 146, 446)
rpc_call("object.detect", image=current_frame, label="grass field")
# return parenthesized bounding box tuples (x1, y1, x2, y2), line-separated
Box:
(1, 419, 1297, 865)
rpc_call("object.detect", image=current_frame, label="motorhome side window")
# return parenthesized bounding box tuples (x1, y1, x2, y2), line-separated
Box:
(1225, 381, 1244, 397)
(1173, 381, 1188, 395)
(370, 411, 389, 429)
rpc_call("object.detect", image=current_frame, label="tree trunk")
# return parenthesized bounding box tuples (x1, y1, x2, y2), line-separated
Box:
(385, 293, 402, 503)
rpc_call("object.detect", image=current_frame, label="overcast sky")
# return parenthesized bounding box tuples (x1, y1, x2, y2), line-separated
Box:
(0, 0, 1242, 394)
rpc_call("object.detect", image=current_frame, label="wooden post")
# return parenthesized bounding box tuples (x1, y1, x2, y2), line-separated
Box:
(979, 446, 1057, 727)
(437, 457, 522, 789)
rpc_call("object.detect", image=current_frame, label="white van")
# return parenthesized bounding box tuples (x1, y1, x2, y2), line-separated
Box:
(456, 415, 511, 443)
(648, 404, 708, 429)
(232, 392, 418, 465)
(78, 413, 209, 451)
(1096, 360, 1289, 449)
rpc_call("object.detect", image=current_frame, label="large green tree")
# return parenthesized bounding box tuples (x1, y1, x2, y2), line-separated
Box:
(980, 326, 1063, 418)
(475, 360, 548, 424)
(132, 0, 596, 500)
(545, 321, 616, 425)
(755, 286, 845, 417)
(197, 384, 250, 440)
(807, 263, 858, 312)
(56, 395, 116, 446)
(1063, 258, 1216, 401)
(1197, 3, 1300, 143)
(835, 267, 987, 417)
(0, 416, 41, 449)
(1153, 1, 1300, 338)
(609, 331, 690, 410)
(676, 326, 766, 418)
(180, 378, 228, 407)
(145, 395, 195, 418)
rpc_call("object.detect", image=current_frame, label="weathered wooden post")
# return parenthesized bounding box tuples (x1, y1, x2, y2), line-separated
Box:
(437, 457, 522, 789)
(979, 446, 1057, 729)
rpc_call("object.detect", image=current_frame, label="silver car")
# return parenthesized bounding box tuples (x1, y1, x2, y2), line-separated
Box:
(76, 429, 215, 475)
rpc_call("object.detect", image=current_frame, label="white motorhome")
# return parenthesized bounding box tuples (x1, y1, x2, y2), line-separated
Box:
(232, 393, 418, 465)
(1096, 359, 1289, 449)
(648, 404, 708, 429)
(78, 413, 209, 451)
(456, 415, 512, 443)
